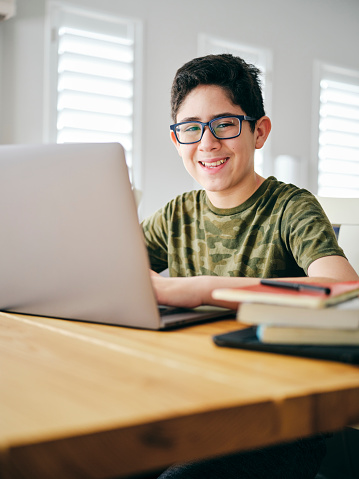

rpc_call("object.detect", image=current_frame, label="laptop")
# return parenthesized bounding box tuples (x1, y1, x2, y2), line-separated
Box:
(0, 143, 232, 329)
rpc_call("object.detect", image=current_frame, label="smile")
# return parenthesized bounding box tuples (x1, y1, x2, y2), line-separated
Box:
(199, 158, 229, 168)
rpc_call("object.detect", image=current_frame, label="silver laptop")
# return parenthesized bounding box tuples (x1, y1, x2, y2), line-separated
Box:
(0, 143, 231, 329)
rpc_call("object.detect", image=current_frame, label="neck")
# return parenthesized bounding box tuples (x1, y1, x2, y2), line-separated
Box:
(206, 173, 265, 209)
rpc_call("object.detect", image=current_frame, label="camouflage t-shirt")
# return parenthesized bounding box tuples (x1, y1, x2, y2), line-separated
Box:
(141, 177, 345, 278)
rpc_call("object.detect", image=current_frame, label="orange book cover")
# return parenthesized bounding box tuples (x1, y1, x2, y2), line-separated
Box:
(212, 280, 359, 309)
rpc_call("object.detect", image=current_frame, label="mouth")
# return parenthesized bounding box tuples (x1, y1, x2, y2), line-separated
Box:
(199, 157, 229, 168)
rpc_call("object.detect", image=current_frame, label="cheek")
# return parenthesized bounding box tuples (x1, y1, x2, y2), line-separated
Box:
(179, 144, 197, 161)
(226, 136, 242, 150)
(228, 137, 252, 155)
(182, 156, 195, 173)
(181, 149, 198, 175)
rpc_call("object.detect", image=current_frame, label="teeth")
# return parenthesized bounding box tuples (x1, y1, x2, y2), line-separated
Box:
(200, 158, 228, 168)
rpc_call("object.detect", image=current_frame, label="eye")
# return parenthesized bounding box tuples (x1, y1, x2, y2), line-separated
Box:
(184, 124, 201, 133)
(216, 120, 234, 129)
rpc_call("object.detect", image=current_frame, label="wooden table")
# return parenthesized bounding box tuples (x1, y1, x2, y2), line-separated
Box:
(1, 312, 359, 478)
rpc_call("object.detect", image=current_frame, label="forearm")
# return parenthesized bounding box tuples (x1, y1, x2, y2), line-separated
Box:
(151, 273, 260, 309)
(151, 264, 359, 309)
(195, 275, 260, 309)
(308, 255, 359, 281)
(187, 275, 346, 309)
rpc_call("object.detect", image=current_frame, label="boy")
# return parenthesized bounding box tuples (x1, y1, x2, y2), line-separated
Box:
(141, 54, 358, 478)
(143, 54, 358, 311)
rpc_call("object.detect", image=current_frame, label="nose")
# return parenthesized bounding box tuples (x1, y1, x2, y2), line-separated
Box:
(199, 125, 221, 150)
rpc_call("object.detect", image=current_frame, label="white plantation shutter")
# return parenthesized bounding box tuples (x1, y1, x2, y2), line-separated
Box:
(48, 4, 140, 179)
(317, 68, 359, 197)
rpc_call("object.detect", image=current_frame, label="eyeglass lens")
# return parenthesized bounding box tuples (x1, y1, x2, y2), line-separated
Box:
(176, 117, 241, 143)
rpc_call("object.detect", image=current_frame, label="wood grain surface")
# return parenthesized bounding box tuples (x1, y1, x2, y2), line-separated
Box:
(1, 312, 359, 478)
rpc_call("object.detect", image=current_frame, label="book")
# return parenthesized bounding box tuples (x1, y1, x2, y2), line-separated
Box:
(237, 297, 359, 329)
(212, 280, 359, 309)
(256, 324, 359, 345)
(212, 327, 359, 364)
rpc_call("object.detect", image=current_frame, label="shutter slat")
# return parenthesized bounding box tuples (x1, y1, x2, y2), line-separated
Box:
(58, 71, 133, 98)
(319, 145, 359, 163)
(59, 30, 133, 62)
(57, 109, 132, 134)
(318, 186, 359, 198)
(57, 127, 132, 150)
(320, 103, 359, 121)
(319, 131, 359, 148)
(319, 158, 359, 175)
(319, 172, 359, 189)
(58, 52, 133, 81)
(57, 90, 132, 116)
(320, 118, 359, 135)
(321, 79, 359, 95)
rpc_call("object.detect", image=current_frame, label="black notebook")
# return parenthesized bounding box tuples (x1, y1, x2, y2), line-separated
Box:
(213, 326, 359, 364)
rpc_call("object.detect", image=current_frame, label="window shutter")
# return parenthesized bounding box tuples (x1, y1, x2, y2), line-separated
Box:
(49, 5, 137, 175)
(318, 72, 359, 197)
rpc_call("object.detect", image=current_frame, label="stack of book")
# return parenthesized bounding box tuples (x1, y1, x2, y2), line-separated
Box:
(212, 280, 359, 347)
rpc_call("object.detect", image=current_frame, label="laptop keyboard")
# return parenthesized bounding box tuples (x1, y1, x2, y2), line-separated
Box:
(158, 305, 188, 316)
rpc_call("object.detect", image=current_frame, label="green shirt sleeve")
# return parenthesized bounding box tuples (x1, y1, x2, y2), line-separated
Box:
(280, 192, 346, 274)
(141, 203, 170, 273)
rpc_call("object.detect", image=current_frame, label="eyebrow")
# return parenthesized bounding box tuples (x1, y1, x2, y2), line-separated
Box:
(178, 113, 238, 123)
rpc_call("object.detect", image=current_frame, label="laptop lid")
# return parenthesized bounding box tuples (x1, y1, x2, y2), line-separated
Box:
(0, 143, 166, 329)
(0, 143, 231, 329)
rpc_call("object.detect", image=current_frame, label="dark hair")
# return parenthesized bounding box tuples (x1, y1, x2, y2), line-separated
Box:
(170, 54, 265, 132)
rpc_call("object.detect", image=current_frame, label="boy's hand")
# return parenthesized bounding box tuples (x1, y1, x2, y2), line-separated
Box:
(149, 271, 259, 309)
(149, 271, 204, 308)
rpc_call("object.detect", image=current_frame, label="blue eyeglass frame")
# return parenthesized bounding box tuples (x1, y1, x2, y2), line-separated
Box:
(170, 115, 256, 144)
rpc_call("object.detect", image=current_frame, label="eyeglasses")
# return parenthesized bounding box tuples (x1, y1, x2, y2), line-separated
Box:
(170, 115, 256, 144)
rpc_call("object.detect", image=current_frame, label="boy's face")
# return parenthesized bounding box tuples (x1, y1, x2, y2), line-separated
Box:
(171, 84, 270, 208)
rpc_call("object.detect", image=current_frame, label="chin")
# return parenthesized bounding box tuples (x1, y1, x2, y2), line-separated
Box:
(199, 177, 230, 190)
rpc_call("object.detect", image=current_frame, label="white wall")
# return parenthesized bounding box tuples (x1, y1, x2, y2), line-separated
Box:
(0, 0, 46, 144)
(1, 0, 359, 219)
(0, 22, 3, 142)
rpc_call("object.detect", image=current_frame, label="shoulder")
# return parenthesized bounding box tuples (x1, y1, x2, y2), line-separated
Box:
(264, 179, 335, 243)
(262, 177, 320, 212)
(160, 190, 207, 219)
(142, 190, 206, 227)
(263, 177, 312, 200)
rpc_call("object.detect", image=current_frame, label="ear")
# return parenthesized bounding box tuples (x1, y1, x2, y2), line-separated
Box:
(254, 116, 271, 149)
(170, 130, 182, 157)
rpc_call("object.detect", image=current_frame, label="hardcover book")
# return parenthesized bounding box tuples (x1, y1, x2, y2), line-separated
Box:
(212, 281, 359, 309)
(237, 297, 359, 329)
(256, 324, 359, 345)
